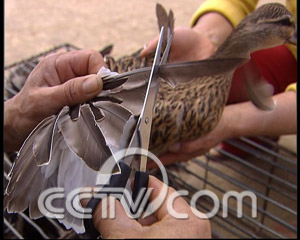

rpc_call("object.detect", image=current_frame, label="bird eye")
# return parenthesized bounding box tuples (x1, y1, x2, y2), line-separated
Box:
(276, 18, 293, 26)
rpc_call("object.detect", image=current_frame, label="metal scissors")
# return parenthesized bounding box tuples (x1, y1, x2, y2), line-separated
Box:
(84, 26, 172, 238)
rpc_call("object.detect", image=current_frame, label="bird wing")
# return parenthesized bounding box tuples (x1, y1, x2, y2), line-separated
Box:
(102, 56, 275, 113)
(156, 3, 174, 52)
(57, 104, 115, 171)
(242, 58, 275, 111)
(103, 57, 248, 89)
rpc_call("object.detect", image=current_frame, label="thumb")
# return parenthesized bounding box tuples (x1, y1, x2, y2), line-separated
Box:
(93, 197, 142, 238)
(51, 74, 103, 107)
(79, 189, 142, 238)
(140, 35, 159, 57)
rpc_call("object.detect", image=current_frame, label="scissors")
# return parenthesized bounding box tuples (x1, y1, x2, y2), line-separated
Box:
(84, 26, 172, 238)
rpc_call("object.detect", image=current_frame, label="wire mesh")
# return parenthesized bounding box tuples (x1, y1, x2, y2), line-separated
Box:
(4, 44, 82, 239)
(154, 137, 297, 238)
(3, 43, 297, 239)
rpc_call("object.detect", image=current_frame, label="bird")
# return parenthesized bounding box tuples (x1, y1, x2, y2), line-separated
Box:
(4, 3, 296, 234)
(104, 2, 296, 155)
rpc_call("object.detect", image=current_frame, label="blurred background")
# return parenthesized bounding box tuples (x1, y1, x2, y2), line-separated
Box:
(5, 0, 287, 65)
(5, 0, 203, 65)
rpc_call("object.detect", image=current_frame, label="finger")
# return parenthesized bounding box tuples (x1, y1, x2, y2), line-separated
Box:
(38, 49, 106, 86)
(94, 197, 142, 238)
(147, 176, 191, 221)
(175, 136, 213, 154)
(147, 175, 170, 219)
(160, 153, 192, 166)
(140, 35, 159, 57)
(147, 153, 191, 169)
(48, 73, 103, 107)
(79, 186, 96, 208)
(138, 214, 158, 226)
(79, 188, 142, 238)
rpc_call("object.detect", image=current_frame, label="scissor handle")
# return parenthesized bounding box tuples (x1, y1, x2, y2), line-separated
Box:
(83, 162, 131, 239)
(131, 171, 150, 215)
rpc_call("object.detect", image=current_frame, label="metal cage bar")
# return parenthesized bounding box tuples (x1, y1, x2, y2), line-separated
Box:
(160, 135, 297, 238)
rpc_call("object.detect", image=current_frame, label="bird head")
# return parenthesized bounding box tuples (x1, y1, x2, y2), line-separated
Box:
(216, 3, 296, 58)
(241, 3, 295, 46)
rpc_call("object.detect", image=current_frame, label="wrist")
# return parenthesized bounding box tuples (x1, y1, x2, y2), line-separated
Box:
(221, 101, 271, 140)
(4, 93, 36, 152)
(4, 97, 22, 152)
(192, 12, 233, 49)
(220, 104, 242, 140)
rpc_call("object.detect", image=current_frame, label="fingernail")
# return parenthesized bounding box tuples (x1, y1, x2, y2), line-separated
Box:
(83, 75, 103, 94)
(143, 43, 148, 50)
(168, 143, 181, 153)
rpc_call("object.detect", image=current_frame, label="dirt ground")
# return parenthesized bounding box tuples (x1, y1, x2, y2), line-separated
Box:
(4, 0, 287, 66)
(5, 0, 204, 65)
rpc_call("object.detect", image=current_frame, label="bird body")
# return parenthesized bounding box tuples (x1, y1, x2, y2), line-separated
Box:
(150, 65, 235, 154)
(109, 2, 296, 155)
(4, 2, 296, 234)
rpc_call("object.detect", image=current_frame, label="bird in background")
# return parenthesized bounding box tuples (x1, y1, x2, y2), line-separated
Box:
(4, 3, 296, 234)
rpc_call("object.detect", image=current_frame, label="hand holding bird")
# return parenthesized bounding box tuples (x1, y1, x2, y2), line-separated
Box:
(4, 50, 105, 152)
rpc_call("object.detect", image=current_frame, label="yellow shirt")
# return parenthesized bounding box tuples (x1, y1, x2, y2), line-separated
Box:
(190, 0, 297, 91)
(190, 0, 258, 27)
(190, 0, 297, 60)
(286, 82, 297, 91)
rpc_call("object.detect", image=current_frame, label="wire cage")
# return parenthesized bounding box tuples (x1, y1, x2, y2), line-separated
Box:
(3, 43, 297, 239)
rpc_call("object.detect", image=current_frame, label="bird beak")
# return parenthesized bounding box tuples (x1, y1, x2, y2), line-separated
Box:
(286, 26, 297, 45)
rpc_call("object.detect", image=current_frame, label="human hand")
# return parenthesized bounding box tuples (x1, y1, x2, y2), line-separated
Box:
(86, 176, 211, 238)
(141, 26, 216, 63)
(4, 49, 106, 152)
(140, 12, 233, 63)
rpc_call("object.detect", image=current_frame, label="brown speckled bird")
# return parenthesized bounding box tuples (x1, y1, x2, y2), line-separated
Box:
(105, 3, 296, 155)
(4, 3, 296, 234)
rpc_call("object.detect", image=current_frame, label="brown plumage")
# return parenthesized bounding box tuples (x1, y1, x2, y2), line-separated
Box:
(104, 3, 295, 154)
(4, 3, 296, 234)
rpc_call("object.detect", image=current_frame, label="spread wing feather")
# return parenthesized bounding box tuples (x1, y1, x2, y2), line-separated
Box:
(93, 101, 136, 149)
(58, 104, 114, 172)
(242, 58, 275, 111)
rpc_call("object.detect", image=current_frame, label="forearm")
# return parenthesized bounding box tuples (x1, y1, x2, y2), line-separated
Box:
(4, 97, 26, 152)
(4, 88, 50, 152)
(224, 91, 297, 138)
(190, 0, 260, 49)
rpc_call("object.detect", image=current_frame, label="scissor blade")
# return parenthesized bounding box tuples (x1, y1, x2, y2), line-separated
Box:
(137, 26, 166, 171)
(123, 27, 166, 169)
(160, 28, 173, 64)
(139, 26, 165, 121)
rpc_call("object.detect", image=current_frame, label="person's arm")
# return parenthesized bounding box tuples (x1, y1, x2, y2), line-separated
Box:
(141, 0, 257, 62)
(82, 176, 211, 238)
(158, 90, 297, 165)
(190, 0, 257, 28)
(4, 50, 105, 152)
